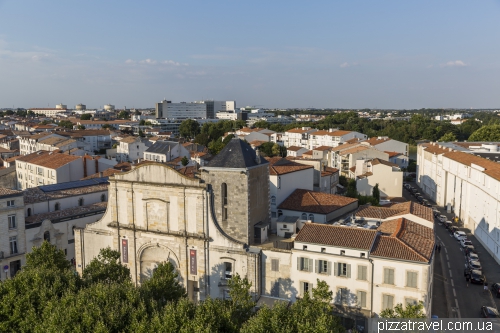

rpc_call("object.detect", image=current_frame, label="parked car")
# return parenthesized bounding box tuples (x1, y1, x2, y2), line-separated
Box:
(444, 221, 452, 229)
(433, 209, 440, 217)
(460, 239, 473, 248)
(450, 226, 459, 234)
(454, 231, 466, 240)
(467, 260, 482, 271)
(439, 215, 447, 222)
(491, 283, 500, 298)
(464, 245, 476, 256)
(468, 253, 480, 262)
(465, 269, 485, 284)
(482, 306, 499, 318)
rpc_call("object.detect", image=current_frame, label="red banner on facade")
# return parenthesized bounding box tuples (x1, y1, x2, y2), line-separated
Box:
(122, 239, 128, 263)
(190, 249, 197, 275)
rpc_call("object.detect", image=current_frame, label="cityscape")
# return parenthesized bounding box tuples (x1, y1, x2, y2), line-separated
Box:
(1, 1, 500, 332)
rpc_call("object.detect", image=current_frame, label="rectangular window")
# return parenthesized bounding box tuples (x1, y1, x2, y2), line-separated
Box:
(384, 268, 395, 285)
(335, 263, 351, 277)
(8, 215, 16, 229)
(271, 259, 279, 272)
(405, 298, 418, 307)
(382, 294, 394, 310)
(357, 265, 367, 281)
(301, 281, 311, 297)
(7, 200, 14, 207)
(224, 262, 232, 279)
(317, 260, 331, 274)
(297, 257, 313, 272)
(337, 287, 348, 304)
(357, 291, 367, 308)
(406, 271, 418, 288)
(9, 236, 18, 254)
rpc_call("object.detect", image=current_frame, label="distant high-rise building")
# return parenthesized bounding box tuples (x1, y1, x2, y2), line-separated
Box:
(155, 100, 207, 119)
(203, 100, 236, 119)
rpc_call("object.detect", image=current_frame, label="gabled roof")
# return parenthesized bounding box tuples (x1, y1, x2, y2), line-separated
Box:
(265, 157, 313, 176)
(371, 158, 399, 168)
(0, 187, 22, 197)
(364, 137, 391, 146)
(356, 201, 434, 223)
(145, 141, 178, 155)
(205, 138, 268, 169)
(278, 189, 358, 214)
(287, 146, 306, 152)
(17, 151, 81, 169)
(313, 146, 332, 151)
(385, 151, 402, 158)
(295, 223, 378, 250)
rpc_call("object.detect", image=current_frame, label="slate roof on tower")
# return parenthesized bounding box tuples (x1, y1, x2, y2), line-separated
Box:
(206, 138, 268, 168)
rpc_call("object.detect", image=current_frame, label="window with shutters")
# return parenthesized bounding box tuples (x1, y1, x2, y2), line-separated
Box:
(406, 271, 418, 288)
(357, 290, 367, 308)
(301, 213, 307, 220)
(337, 287, 348, 304)
(7, 200, 14, 207)
(271, 196, 276, 206)
(317, 260, 331, 275)
(308, 214, 314, 222)
(8, 215, 16, 229)
(335, 262, 351, 277)
(301, 281, 311, 297)
(382, 294, 394, 310)
(271, 259, 279, 272)
(298, 257, 313, 272)
(383, 268, 395, 285)
(357, 265, 367, 281)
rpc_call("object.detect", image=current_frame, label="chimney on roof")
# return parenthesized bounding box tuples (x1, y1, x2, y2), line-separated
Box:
(99, 171, 103, 177)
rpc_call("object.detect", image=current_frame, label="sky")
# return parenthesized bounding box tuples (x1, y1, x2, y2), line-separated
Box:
(0, 0, 499, 109)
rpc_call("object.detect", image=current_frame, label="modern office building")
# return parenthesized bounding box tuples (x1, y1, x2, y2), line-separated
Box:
(155, 100, 207, 119)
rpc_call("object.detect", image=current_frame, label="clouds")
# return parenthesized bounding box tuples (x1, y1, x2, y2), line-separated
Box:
(441, 60, 467, 67)
(340, 62, 358, 68)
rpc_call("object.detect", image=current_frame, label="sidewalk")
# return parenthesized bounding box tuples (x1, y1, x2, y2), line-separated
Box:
(432, 249, 449, 318)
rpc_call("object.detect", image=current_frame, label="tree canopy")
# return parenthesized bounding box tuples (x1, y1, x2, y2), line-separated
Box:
(80, 114, 92, 120)
(468, 124, 500, 142)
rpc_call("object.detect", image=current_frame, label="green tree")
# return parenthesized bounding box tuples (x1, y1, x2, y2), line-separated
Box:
(406, 159, 417, 173)
(58, 120, 74, 129)
(82, 247, 131, 286)
(222, 134, 235, 145)
(372, 183, 380, 204)
(77, 125, 86, 130)
(102, 123, 112, 129)
(468, 124, 500, 141)
(208, 138, 225, 155)
(379, 301, 426, 318)
(194, 133, 210, 146)
(139, 262, 186, 309)
(346, 179, 357, 198)
(227, 274, 255, 329)
(252, 120, 270, 129)
(179, 119, 200, 139)
(311, 279, 333, 304)
(181, 156, 189, 166)
(139, 129, 145, 137)
(24, 241, 72, 272)
(438, 132, 457, 142)
(118, 110, 130, 119)
(139, 119, 146, 126)
(80, 114, 92, 120)
(271, 143, 281, 157)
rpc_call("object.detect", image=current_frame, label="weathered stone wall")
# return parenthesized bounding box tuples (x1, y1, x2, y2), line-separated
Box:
(247, 165, 270, 244)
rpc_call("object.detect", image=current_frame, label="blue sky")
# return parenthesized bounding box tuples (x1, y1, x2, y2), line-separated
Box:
(1, 0, 499, 109)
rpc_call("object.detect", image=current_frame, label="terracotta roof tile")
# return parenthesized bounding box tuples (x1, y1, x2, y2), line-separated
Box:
(364, 137, 391, 146)
(356, 202, 434, 223)
(81, 168, 123, 180)
(25, 202, 107, 224)
(287, 146, 305, 152)
(0, 187, 22, 197)
(313, 146, 332, 151)
(286, 128, 317, 134)
(444, 151, 500, 182)
(339, 146, 369, 155)
(265, 157, 314, 176)
(17, 151, 81, 169)
(385, 151, 401, 158)
(371, 158, 399, 168)
(278, 189, 358, 214)
(295, 223, 378, 250)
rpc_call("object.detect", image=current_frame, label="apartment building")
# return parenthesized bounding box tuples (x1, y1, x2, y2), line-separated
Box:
(155, 100, 207, 119)
(331, 144, 389, 177)
(0, 188, 25, 280)
(361, 137, 409, 168)
(354, 158, 403, 199)
(28, 108, 67, 116)
(116, 136, 152, 162)
(144, 141, 190, 163)
(58, 130, 115, 153)
(308, 129, 367, 149)
(281, 127, 318, 148)
(417, 142, 500, 263)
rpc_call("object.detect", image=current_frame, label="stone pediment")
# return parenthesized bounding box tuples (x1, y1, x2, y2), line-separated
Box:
(113, 163, 203, 187)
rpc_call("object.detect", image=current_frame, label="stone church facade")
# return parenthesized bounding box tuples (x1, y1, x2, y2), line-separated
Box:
(75, 139, 277, 301)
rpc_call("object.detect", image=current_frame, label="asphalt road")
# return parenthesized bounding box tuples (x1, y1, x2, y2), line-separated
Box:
(403, 182, 499, 318)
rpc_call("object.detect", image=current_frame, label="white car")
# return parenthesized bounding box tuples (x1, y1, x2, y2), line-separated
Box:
(454, 231, 467, 240)
(460, 239, 472, 248)
(439, 215, 447, 222)
(468, 253, 480, 262)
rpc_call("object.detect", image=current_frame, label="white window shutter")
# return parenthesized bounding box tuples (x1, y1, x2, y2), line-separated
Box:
(300, 282, 304, 296)
(333, 262, 338, 276)
(327, 261, 332, 275)
(308, 259, 314, 272)
(297, 257, 301, 270)
(347, 264, 351, 278)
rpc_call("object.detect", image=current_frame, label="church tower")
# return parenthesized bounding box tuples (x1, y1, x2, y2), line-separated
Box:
(201, 138, 270, 245)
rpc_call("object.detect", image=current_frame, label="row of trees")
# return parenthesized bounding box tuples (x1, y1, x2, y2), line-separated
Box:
(250, 112, 500, 144)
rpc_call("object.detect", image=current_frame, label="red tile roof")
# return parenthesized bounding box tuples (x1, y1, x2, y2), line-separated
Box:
(278, 189, 358, 214)
(371, 158, 399, 168)
(287, 146, 305, 152)
(17, 151, 81, 169)
(295, 223, 378, 250)
(364, 137, 391, 146)
(265, 157, 314, 176)
(356, 201, 434, 223)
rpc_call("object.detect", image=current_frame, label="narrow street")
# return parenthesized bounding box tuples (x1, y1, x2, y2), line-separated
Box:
(404, 182, 500, 318)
